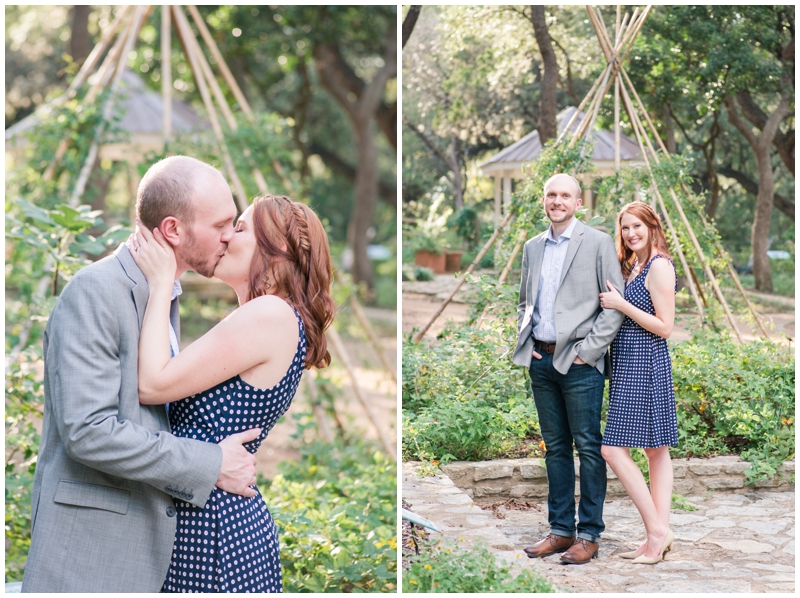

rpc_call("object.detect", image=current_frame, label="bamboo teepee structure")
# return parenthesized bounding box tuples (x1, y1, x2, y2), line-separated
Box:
(16, 5, 397, 458)
(414, 4, 770, 345)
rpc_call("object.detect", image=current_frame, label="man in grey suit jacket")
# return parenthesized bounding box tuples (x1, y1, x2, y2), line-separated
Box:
(512, 173, 624, 564)
(23, 157, 260, 592)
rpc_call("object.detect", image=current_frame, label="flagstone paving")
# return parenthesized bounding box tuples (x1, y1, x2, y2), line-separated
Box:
(403, 462, 795, 593)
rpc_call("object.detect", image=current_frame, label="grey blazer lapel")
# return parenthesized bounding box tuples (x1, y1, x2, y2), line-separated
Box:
(114, 244, 149, 331)
(559, 220, 585, 287)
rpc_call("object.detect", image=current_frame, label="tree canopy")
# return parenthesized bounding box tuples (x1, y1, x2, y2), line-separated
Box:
(402, 5, 794, 291)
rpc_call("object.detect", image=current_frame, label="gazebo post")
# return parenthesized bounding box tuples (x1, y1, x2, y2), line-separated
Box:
(493, 175, 502, 230)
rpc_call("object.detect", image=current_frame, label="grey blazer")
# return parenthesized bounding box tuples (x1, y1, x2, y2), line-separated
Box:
(512, 220, 625, 375)
(22, 245, 222, 593)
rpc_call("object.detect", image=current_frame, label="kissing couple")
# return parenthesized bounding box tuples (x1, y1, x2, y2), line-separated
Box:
(23, 156, 336, 593)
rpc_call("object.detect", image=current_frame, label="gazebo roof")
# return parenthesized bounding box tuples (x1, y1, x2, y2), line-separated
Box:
(6, 70, 208, 148)
(480, 106, 642, 175)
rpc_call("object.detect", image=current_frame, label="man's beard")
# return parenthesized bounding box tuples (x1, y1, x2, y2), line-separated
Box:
(180, 232, 221, 278)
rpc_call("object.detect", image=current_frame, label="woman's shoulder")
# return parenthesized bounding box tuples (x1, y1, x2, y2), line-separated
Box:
(238, 294, 297, 322)
(649, 254, 675, 272)
(646, 254, 677, 289)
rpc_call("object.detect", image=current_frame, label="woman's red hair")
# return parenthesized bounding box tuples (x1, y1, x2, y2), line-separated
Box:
(247, 195, 336, 369)
(615, 201, 672, 279)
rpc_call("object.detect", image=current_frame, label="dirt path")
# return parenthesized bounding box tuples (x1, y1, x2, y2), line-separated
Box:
(402, 275, 795, 343)
(256, 307, 397, 478)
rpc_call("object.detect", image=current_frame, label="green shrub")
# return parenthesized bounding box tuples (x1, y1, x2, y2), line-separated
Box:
(414, 266, 435, 281)
(403, 319, 795, 483)
(263, 439, 397, 592)
(402, 323, 537, 463)
(670, 329, 794, 482)
(404, 539, 555, 593)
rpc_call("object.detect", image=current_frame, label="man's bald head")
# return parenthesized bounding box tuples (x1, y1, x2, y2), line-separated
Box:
(543, 173, 582, 199)
(136, 156, 226, 231)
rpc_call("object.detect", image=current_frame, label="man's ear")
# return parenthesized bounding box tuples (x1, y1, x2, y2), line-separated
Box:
(158, 216, 182, 247)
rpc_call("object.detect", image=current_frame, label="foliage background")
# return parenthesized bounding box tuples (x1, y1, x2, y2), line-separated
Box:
(5, 5, 397, 588)
(402, 5, 794, 292)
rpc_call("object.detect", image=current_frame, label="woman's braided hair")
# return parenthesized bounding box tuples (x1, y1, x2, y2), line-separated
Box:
(247, 195, 335, 369)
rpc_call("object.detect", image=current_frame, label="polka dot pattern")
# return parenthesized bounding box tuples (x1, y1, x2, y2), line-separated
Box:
(603, 255, 678, 449)
(162, 307, 307, 593)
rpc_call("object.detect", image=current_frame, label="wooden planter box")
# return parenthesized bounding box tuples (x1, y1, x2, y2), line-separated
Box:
(444, 250, 463, 273)
(414, 249, 445, 274)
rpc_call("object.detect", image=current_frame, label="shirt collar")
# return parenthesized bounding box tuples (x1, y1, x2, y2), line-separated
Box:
(171, 280, 183, 301)
(547, 217, 578, 243)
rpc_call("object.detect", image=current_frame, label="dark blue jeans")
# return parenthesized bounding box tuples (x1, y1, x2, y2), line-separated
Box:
(529, 352, 606, 542)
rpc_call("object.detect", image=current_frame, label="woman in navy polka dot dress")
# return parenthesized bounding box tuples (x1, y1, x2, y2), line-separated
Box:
(598, 202, 678, 566)
(131, 195, 335, 592)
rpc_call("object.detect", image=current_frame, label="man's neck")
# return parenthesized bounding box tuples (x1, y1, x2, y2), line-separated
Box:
(550, 216, 576, 238)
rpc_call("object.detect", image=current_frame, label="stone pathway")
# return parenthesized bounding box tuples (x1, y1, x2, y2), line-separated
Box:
(403, 463, 795, 593)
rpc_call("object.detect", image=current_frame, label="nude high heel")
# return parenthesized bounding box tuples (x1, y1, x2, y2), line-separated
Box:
(631, 529, 674, 565)
(618, 544, 646, 559)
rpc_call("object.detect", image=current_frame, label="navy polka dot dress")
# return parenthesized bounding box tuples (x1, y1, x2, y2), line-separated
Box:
(162, 306, 306, 593)
(603, 255, 678, 449)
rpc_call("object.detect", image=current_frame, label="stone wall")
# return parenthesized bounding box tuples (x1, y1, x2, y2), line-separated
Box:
(441, 456, 794, 503)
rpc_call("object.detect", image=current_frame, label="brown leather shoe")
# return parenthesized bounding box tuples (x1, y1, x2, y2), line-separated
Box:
(523, 534, 576, 558)
(560, 537, 599, 564)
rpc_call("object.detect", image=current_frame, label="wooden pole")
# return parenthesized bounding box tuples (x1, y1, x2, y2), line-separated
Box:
(66, 6, 133, 98)
(68, 6, 147, 207)
(414, 209, 516, 342)
(43, 8, 137, 183)
(619, 77, 743, 337)
(556, 63, 608, 145)
(172, 5, 249, 212)
(619, 68, 770, 338)
(614, 5, 621, 174)
(347, 294, 397, 382)
(176, 7, 270, 194)
(303, 373, 335, 444)
(187, 5, 253, 116)
(327, 325, 395, 459)
(162, 5, 172, 145)
(584, 6, 742, 335)
(475, 230, 527, 329)
(616, 73, 743, 340)
(186, 4, 270, 193)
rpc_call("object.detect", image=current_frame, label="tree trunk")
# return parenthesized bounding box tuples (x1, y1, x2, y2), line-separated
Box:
(663, 104, 676, 154)
(750, 153, 774, 292)
(314, 27, 396, 298)
(402, 6, 422, 49)
(531, 5, 558, 144)
(349, 115, 378, 293)
(450, 136, 464, 210)
(716, 165, 794, 221)
(725, 93, 791, 292)
(70, 5, 91, 67)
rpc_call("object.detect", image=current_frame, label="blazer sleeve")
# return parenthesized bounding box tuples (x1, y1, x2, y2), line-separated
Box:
(575, 234, 625, 365)
(517, 241, 530, 332)
(47, 270, 221, 507)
